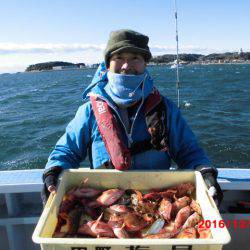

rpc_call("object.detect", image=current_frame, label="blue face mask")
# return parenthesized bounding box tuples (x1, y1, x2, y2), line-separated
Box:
(105, 71, 148, 106)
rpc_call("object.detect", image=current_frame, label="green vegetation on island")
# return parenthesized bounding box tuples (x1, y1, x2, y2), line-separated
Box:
(25, 61, 86, 72)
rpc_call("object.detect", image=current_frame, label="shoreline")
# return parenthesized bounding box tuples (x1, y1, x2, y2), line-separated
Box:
(1, 61, 250, 75)
(148, 61, 250, 66)
(29, 61, 250, 72)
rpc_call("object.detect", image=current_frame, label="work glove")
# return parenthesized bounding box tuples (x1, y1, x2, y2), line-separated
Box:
(41, 166, 62, 206)
(196, 166, 223, 207)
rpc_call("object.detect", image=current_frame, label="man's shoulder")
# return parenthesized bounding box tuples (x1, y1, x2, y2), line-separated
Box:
(78, 100, 91, 109)
(75, 101, 93, 118)
(160, 95, 178, 111)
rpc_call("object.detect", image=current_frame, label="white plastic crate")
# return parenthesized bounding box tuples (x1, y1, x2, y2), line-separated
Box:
(33, 169, 231, 250)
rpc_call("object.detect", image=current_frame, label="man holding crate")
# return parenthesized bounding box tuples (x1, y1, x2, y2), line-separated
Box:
(42, 29, 223, 206)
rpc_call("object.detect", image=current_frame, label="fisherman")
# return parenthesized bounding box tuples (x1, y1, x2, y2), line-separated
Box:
(42, 29, 223, 206)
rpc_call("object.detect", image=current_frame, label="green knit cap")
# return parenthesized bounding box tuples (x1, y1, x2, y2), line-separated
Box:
(104, 29, 152, 66)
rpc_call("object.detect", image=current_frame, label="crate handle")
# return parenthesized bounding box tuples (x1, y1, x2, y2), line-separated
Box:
(205, 189, 217, 210)
(172, 246, 192, 250)
(44, 191, 56, 209)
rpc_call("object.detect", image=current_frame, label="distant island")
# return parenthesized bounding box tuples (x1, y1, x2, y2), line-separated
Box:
(150, 52, 250, 65)
(25, 61, 87, 72)
(25, 52, 250, 72)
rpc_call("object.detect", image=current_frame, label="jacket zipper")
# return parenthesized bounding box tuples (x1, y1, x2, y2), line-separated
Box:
(129, 80, 146, 143)
(91, 77, 147, 148)
(128, 97, 144, 143)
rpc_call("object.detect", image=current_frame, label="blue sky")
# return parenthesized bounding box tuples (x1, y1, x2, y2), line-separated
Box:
(0, 0, 250, 73)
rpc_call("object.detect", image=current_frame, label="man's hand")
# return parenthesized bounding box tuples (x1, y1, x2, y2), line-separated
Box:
(41, 166, 62, 206)
(196, 166, 223, 207)
(48, 185, 56, 193)
(44, 173, 59, 194)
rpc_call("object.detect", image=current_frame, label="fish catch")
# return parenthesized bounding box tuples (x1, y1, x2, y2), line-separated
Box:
(53, 181, 211, 239)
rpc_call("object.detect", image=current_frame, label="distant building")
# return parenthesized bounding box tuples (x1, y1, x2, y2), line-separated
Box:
(52, 66, 63, 70)
(238, 48, 243, 54)
(52, 65, 78, 70)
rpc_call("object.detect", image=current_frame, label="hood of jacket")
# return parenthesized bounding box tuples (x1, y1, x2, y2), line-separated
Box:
(82, 61, 154, 105)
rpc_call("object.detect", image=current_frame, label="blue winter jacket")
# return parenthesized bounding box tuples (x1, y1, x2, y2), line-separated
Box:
(45, 63, 210, 171)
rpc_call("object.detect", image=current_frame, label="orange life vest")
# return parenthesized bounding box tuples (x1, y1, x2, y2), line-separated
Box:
(90, 88, 168, 170)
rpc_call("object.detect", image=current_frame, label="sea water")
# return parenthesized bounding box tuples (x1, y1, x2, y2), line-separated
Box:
(0, 64, 249, 170)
